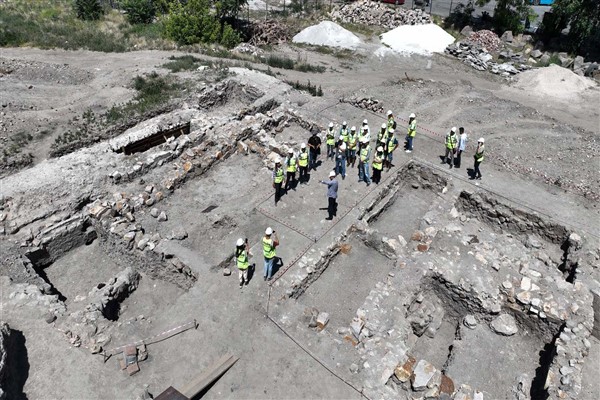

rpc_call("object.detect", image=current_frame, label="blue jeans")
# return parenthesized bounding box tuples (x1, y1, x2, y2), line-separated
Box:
(359, 162, 370, 184)
(327, 144, 335, 159)
(406, 135, 413, 151)
(264, 257, 274, 279)
(336, 157, 346, 177)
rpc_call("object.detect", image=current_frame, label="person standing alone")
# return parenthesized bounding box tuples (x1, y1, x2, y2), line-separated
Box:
(472, 138, 485, 180)
(320, 170, 339, 220)
(262, 227, 279, 281)
(235, 238, 250, 288)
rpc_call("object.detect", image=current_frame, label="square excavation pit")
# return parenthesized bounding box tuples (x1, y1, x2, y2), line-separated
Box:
(299, 236, 394, 330)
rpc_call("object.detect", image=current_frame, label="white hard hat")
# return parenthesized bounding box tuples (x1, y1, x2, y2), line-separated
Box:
(478, 138, 485, 143)
(329, 170, 336, 177)
(387, 110, 393, 116)
(329, 122, 334, 128)
(363, 119, 368, 124)
(301, 143, 306, 149)
(409, 113, 416, 119)
(451, 127, 457, 133)
(377, 146, 383, 152)
(265, 227, 273, 235)
(351, 126, 356, 131)
(342, 121, 347, 126)
(236, 238, 244, 247)
(288, 148, 293, 153)
(388, 128, 395, 134)
(340, 143, 347, 151)
(381, 123, 387, 129)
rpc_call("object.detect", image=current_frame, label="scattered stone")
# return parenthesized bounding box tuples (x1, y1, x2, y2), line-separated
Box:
(349, 363, 359, 374)
(158, 211, 168, 222)
(490, 313, 518, 336)
(412, 359, 437, 391)
(531, 49, 543, 58)
(411, 231, 424, 241)
(417, 243, 429, 252)
(150, 208, 159, 218)
(501, 30, 513, 43)
(463, 314, 478, 329)
(45, 313, 57, 324)
(316, 312, 330, 330)
(223, 267, 231, 276)
(394, 356, 416, 382)
(167, 227, 188, 240)
(440, 374, 455, 395)
(350, 317, 364, 339)
(520, 277, 531, 291)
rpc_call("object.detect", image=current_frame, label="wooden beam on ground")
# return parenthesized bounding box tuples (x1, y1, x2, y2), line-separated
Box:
(180, 354, 239, 399)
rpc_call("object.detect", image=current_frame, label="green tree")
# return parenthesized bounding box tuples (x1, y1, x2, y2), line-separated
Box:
(551, 0, 600, 54)
(73, 0, 105, 20)
(214, 0, 248, 21)
(122, 0, 156, 24)
(475, 0, 531, 34)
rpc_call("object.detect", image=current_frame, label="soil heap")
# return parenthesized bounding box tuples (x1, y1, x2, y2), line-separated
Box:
(380, 24, 455, 56)
(292, 21, 361, 49)
(513, 64, 597, 101)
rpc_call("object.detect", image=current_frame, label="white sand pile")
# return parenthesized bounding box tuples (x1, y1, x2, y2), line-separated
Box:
(380, 24, 455, 56)
(292, 21, 361, 49)
(513, 64, 597, 101)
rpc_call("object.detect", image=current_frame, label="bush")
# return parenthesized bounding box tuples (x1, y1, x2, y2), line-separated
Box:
(220, 24, 241, 48)
(122, 0, 156, 24)
(73, 0, 105, 20)
(445, 1, 475, 30)
(162, 55, 203, 72)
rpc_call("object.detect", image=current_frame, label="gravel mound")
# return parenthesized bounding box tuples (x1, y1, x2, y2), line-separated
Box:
(513, 64, 597, 101)
(331, 0, 431, 29)
(465, 29, 502, 52)
(381, 24, 455, 56)
(292, 21, 361, 49)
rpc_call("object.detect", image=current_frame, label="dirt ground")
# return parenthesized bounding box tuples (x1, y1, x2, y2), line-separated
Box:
(1, 27, 599, 400)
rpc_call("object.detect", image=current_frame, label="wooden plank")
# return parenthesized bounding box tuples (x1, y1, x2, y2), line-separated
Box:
(180, 354, 239, 398)
(155, 386, 189, 400)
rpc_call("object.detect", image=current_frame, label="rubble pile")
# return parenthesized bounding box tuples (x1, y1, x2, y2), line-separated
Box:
(248, 20, 289, 46)
(445, 41, 531, 77)
(340, 96, 384, 113)
(464, 29, 502, 52)
(232, 43, 264, 57)
(330, 0, 431, 30)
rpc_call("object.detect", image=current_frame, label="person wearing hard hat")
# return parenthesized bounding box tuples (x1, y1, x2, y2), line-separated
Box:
(406, 113, 417, 153)
(472, 138, 485, 180)
(359, 119, 370, 142)
(372, 146, 384, 184)
(444, 127, 458, 168)
(284, 148, 298, 192)
(320, 170, 339, 220)
(456, 127, 468, 168)
(347, 126, 358, 167)
(272, 158, 285, 205)
(385, 128, 399, 170)
(386, 110, 396, 133)
(235, 238, 250, 288)
(339, 121, 349, 145)
(377, 122, 388, 151)
(326, 122, 336, 161)
(335, 140, 347, 180)
(308, 130, 322, 171)
(358, 137, 372, 186)
(262, 227, 279, 281)
(298, 143, 309, 183)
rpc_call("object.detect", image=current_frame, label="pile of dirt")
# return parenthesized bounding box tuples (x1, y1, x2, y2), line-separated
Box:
(513, 64, 597, 101)
(292, 21, 361, 49)
(380, 24, 455, 56)
(330, 0, 431, 29)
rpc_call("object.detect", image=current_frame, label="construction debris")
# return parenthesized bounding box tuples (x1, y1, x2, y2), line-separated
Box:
(464, 29, 503, 52)
(330, 0, 431, 30)
(340, 96, 384, 113)
(248, 20, 289, 46)
(445, 41, 531, 77)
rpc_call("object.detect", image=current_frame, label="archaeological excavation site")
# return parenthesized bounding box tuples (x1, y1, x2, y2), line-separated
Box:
(1, 3, 599, 399)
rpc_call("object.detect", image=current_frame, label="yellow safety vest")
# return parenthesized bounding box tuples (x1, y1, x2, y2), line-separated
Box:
(298, 151, 308, 167)
(274, 168, 284, 183)
(263, 237, 276, 259)
(360, 145, 371, 162)
(236, 248, 249, 270)
(446, 134, 457, 149)
(475, 145, 485, 162)
(340, 128, 349, 143)
(326, 129, 335, 145)
(378, 129, 388, 144)
(286, 156, 297, 172)
(387, 136, 397, 153)
(373, 153, 383, 170)
(348, 134, 357, 149)
(408, 120, 417, 138)
(387, 117, 395, 132)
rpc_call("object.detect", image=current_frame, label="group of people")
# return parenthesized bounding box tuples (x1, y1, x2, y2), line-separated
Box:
(235, 111, 487, 287)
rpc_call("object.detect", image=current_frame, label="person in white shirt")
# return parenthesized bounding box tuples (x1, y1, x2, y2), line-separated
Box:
(456, 127, 468, 168)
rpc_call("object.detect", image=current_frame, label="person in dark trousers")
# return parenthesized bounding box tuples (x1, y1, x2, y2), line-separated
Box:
(472, 137, 485, 180)
(308, 131, 321, 171)
(444, 127, 458, 168)
(334, 140, 347, 179)
(235, 238, 250, 288)
(298, 143, 309, 183)
(273, 159, 284, 205)
(284, 148, 298, 192)
(372, 146, 384, 184)
(320, 170, 338, 220)
(456, 127, 467, 168)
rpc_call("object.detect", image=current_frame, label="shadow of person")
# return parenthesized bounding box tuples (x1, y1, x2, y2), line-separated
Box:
(271, 257, 283, 277)
(467, 167, 475, 180)
(247, 263, 255, 283)
(6, 329, 29, 400)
